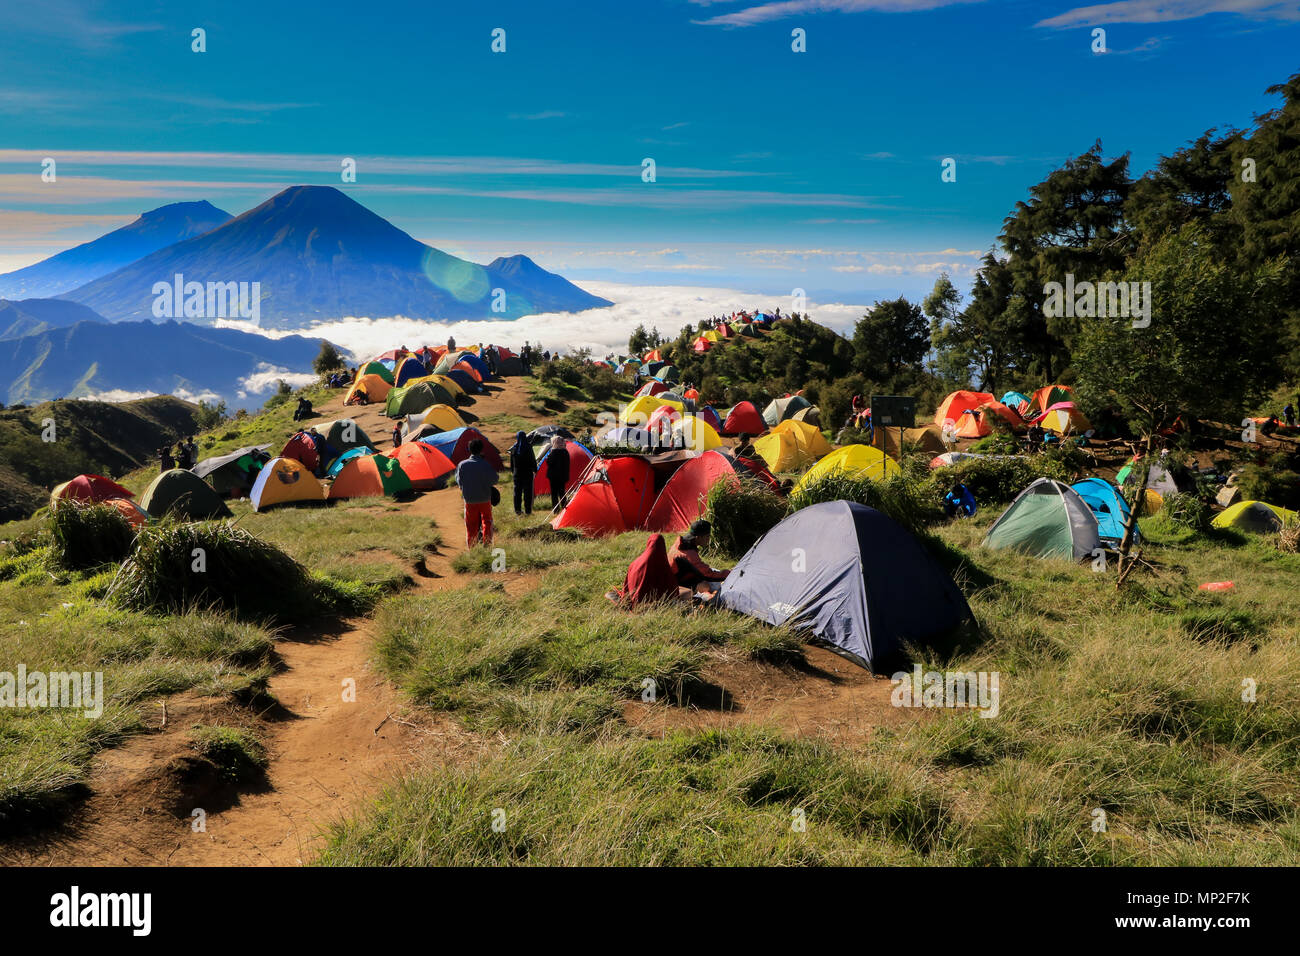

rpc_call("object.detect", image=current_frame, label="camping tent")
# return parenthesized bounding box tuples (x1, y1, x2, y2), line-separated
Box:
(599, 426, 653, 450)
(326, 446, 376, 478)
(359, 360, 395, 384)
(672, 415, 723, 452)
(446, 368, 483, 395)
(643, 450, 741, 533)
(344, 373, 391, 405)
(280, 432, 322, 473)
(1117, 459, 1182, 497)
(873, 423, 947, 457)
(534, 440, 594, 496)
(405, 404, 465, 436)
(1212, 500, 1297, 534)
(1000, 391, 1032, 416)
(50, 473, 133, 505)
(982, 478, 1102, 560)
(1037, 402, 1092, 435)
(392, 441, 456, 490)
(791, 405, 821, 426)
(249, 457, 325, 511)
(328, 454, 412, 500)
(552, 456, 658, 536)
(719, 501, 973, 672)
(934, 390, 995, 428)
(417, 427, 503, 468)
(635, 380, 670, 398)
(1071, 478, 1134, 546)
(104, 497, 150, 527)
(793, 444, 899, 493)
(386, 381, 455, 418)
(1030, 384, 1073, 415)
(139, 469, 233, 520)
(752, 419, 833, 473)
(954, 400, 1024, 439)
(622, 394, 684, 426)
(762, 395, 812, 427)
(193, 445, 270, 497)
(425, 373, 466, 402)
(318, 419, 374, 453)
(722, 401, 766, 436)
(392, 356, 430, 386)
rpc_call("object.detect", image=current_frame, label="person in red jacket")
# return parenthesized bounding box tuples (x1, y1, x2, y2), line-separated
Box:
(668, 520, 730, 595)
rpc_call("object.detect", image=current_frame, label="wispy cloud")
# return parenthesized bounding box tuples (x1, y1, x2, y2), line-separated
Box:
(696, 0, 985, 28)
(0, 0, 163, 50)
(1035, 0, 1300, 29)
(508, 110, 568, 120)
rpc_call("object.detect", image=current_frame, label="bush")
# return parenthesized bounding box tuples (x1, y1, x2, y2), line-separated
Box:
(107, 521, 320, 623)
(705, 480, 788, 559)
(1160, 492, 1211, 533)
(48, 501, 136, 571)
(943, 455, 1068, 506)
(263, 380, 293, 410)
(1237, 463, 1300, 510)
(788, 471, 939, 536)
(190, 726, 268, 782)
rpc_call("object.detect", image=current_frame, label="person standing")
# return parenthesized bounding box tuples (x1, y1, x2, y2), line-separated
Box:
(456, 438, 497, 547)
(159, 445, 175, 473)
(392, 423, 403, 449)
(509, 430, 537, 515)
(545, 434, 570, 509)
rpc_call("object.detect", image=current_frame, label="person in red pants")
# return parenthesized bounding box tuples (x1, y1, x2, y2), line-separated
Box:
(456, 438, 498, 547)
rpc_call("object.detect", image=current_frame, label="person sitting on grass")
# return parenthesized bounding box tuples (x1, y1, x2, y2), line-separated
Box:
(669, 519, 730, 597)
(609, 534, 686, 607)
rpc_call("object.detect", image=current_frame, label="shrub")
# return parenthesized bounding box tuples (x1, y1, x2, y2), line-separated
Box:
(943, 455, 1068, 506)
(705, 480, 788, 559)
(190, 726, 268, 782)
(108, 521, 320, 623)
(1237, 463, 1300, 510)
(788, 471, 939, 536)
(48, 501, 136, 571)
(1160, 493, 1211, 533)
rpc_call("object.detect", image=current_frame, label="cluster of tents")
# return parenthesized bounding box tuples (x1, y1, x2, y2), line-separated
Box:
(344, 345, 513, 411)
(934, 385, 1091, 439)
(49, 468, 233, 525)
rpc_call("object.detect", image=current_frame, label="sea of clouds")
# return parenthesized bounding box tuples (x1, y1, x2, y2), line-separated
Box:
(221, 281, 872, 364)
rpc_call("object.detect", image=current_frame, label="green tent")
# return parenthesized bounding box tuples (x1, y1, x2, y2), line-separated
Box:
(140, 468, 233, 520)
(318, 418, 374, 453)
(192, 445, 269, 497)
(762, 395, 812, 427)
(386, 381, 455, 418)
(359, 360, 395, 385)
(982, 478, 1101, 561)
(658, 365, 680, 384)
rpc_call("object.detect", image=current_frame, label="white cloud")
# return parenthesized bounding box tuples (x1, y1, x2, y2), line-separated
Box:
(697, 0, 985, 28)
(1036, 0, 1300, 28)
(231, 282, 873, 360)
(82, 386, 221, 404)
(236, 363, 318, 399)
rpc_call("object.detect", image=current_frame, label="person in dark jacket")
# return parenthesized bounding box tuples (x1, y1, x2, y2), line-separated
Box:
(545, 434, 570, 509)
(509, 430, 537, 515)
(159, 445, 175, 473)
(669, 519, 730, 595)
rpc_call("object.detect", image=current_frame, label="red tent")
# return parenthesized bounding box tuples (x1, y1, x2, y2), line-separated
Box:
(553, 456, 656, 536)
(51, 473, 134, 503)
(722, 401, 766, 436)
(643, 450, 741, 533)
(534, 440, 594, 496)
(280, 433, 320, 473)
(692, 336, 712, 353)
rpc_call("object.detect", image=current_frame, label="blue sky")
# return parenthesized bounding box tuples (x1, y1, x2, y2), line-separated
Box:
(2, 0, 1298, 302)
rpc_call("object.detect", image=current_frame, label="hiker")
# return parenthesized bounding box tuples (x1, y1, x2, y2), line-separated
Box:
(669, 520, 730, 596)
(509, 430, 538, 515)
(185, 436, 198, 470)
(446, 336, 456, 352)
(521, 342, 533, 375)
(392, 423, 402, 448)
(1284, 403, 1296, 428)
(347, 385, 368, 406)
(293, 396, 312, 421)
(611, 534, 685, 607)
(456, 438, 498, 547)
(734, 432, 757, 461)
(545, 434, 570, 508)
(159, 445, 175, 473)
(943, 482, 977, 518)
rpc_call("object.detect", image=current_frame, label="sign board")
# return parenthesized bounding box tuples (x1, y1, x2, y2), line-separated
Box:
(870, 395, 916, 429)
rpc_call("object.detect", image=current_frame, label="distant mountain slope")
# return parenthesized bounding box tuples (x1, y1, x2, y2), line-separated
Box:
(0, 298, 108, 341)
(0, 319, 326, 408)
(0, 201, 232, 300)
(0, 395, 202, 522)
(61, 186, 611, 328)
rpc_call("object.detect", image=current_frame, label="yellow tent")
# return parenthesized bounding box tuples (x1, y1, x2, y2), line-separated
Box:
(1038, 406, 1092, 435)
(672, 415, 722, 451)
(249, 457, 325, 512)
(753, 420, 833, 472)
(794, 444, 899, 493)
(621, 394, 684, 426)
(345, 373, 392, 405)
(1212, 499, 1297, 533)
(1137, 488, 1164, 515)
(703, 329, 722, 342)
(426, 373, 466, 400)
(410, 403, 466, 433)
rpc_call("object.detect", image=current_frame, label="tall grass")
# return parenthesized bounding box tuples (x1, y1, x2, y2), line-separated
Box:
(705, 480, 787, 558)
(48, 501, 135, 571)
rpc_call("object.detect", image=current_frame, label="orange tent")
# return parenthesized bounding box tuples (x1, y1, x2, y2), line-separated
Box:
(105, 497, 150, 527)
(452, 360, 483, 383)
(934, 390, 995, 428)
(393, 441, 455, 490)
(955, 400, 1025, 438)
(1030, 385, 1073, 415)
(644, 349, 663, 362)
